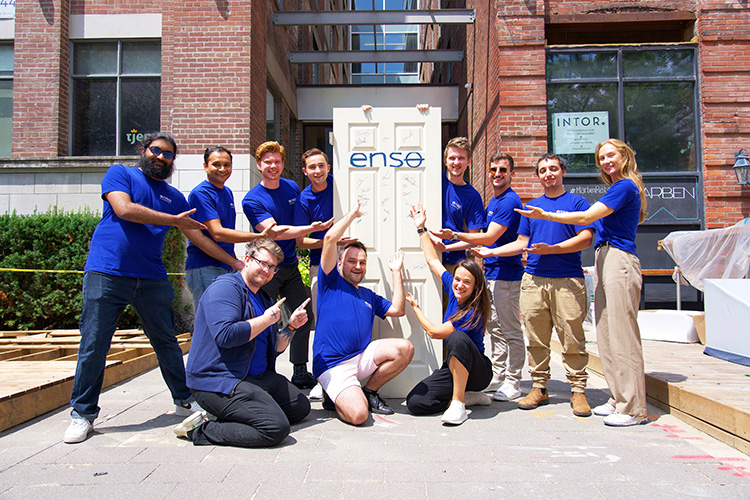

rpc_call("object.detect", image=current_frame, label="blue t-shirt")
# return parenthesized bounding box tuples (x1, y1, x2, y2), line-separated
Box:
(595, 179, 641, 256)
(442, 176, 485, 265)
(483, 188, 524, 281)
(518, 192, 593, 278)
(85, 164, 190, 279)
(312, 265, 391, 378)
(185, 180, 236, 271)
(442, 271, 484, 353)
(242, 178, 300, 265)
(293, 175, 333, 267)
(247, 288, 272, 377)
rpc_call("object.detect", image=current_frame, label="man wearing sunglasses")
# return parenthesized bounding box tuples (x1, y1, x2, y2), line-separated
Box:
(175, 239, 312, 447)
(471, 153, 594, 417)
(431, 153, 525, 403)
(65, 132, 245, 444)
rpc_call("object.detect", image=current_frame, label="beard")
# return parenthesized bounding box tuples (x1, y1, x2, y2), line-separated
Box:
(139, 155, 174, 180)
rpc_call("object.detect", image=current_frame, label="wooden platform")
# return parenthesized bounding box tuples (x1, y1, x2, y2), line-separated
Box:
(0, 330, 191, 433)
(553, 332, 750, 455)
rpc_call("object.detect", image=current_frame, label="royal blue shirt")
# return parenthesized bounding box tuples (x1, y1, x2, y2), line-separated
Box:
(242, 178, 301, 265)
(519, 192, 593, 278)
(442, 177, 485, 265)
(595, 179, 641, 256)
(85, 164, 190, 279)
(186, 180, 236, 271)
(442, 271, 484, 353)
(293, 175, 334, 267)
(483, 188, 524, 281)
(312, 265, 391, 378)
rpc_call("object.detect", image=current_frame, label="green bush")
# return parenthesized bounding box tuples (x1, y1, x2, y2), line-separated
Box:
(0, 209, 188, 331)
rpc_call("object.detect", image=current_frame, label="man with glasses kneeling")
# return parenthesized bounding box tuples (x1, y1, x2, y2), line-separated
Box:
(174, 239, 311, 447)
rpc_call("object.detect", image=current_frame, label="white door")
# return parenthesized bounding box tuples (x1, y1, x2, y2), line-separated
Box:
(332, 106, 443, 398)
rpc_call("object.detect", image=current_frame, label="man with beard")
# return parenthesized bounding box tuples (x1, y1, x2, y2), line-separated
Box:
(64, 132, 242, 444)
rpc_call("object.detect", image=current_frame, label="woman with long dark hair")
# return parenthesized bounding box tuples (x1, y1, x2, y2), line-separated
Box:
(405, 203, 493, 425)
(518, 139, 649, 427)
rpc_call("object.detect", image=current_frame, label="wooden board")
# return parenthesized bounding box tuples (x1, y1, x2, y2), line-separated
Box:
(0, 330, 191, 433)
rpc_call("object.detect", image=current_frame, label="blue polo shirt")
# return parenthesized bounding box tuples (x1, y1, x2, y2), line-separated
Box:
(242, 178, 301, 265)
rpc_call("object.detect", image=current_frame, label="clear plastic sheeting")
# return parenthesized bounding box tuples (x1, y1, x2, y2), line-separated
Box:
(661, 218, 750, 291)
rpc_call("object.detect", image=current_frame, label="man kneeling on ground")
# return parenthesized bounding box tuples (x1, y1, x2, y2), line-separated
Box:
(174, 239, 311, 447)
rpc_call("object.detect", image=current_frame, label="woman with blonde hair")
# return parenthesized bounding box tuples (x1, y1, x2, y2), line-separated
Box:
(517, 139, 649, 427)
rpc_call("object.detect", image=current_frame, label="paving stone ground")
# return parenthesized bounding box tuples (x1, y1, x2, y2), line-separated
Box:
(1, 350, 748, 500)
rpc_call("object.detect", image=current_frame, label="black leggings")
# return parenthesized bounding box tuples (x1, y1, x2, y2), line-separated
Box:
(191, 371, 310, 447)
(406, 330, 492, 415)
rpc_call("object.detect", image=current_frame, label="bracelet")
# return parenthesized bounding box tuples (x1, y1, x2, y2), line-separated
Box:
(545, 212, 551, 221)
(451, 231, 459, 242)
(417, 227, 428, 234)
(286, 324, 296, 332)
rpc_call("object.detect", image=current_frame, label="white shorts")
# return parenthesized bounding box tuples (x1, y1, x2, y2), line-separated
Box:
(317, 339, 383, 402)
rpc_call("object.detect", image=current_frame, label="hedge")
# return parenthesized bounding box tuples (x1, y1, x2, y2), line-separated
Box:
(0, 209, 188, 331)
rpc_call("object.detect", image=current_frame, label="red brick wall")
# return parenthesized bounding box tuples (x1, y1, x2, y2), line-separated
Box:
(12, 0, 70, 158)
(697, 2, 750, 227)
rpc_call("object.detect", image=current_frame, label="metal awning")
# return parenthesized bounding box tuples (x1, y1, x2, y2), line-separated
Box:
(289, 49, 464, 64)
(273, 9, 475, 25)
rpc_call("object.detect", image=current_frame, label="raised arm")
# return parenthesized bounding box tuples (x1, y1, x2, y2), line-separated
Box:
(410, 203, 446, 279)
(517, 201, 613, 225)
(384, 251, 405, 317)
(320, 198, 363, 274)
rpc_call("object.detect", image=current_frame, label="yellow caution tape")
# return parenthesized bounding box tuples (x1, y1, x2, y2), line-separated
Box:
(0, 268, 185, 276)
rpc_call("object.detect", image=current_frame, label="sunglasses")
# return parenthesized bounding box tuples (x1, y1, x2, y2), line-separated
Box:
(148, 146, 176, 160)
(489, 166, 508, 174)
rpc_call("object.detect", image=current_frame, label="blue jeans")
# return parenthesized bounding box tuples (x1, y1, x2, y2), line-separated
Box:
(70, 271, 193, 421)
(186, 265, 231, 312)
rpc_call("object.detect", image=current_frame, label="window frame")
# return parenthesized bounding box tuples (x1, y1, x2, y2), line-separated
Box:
(69, 39, 161, 157)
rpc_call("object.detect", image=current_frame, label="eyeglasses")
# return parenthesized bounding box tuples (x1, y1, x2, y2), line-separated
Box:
(490, 166, 508, 174)
(148, 146, 176, 160)
(250, 255, 279, 274)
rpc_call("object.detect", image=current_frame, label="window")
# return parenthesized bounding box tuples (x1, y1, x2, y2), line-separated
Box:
(0, 43, 12, 157)
(266, 88, 279, 141)
(71, 41, 161, 156)
(351, 0, 420, 84)
(546, 46, 698, 173)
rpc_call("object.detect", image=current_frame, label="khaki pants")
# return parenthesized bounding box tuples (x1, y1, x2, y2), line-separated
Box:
(487, 279, 524, 388)
(594, 245, 647, 417)
(519, 273, 588, 392)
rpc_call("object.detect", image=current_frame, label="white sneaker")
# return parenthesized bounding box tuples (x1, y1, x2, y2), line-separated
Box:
(493, 382, 522, 402)
(63, 418, 93, 444)
(309, 383, 324, 401)
(603, 412, 649, 427)
(441, 400, 469, 425)
(175, 401, 203, 417)
(592, 402, 616, 417)
(464, 391, 492, 407)
(173, 411, 206, 439)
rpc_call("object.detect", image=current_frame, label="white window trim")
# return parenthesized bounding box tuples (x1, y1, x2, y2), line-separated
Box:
(69, 14, 161, 39)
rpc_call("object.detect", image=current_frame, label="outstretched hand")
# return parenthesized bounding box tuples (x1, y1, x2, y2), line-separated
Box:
(174, 208, 207, 231)
(470, 246, 494, 259)
(525, 242, 555, 255)
(288, 298, 310, 329)
(430, 228, 453, 240)
(405, 292, 419, 308)
(259, 222, 288, 240)
(312, 217, 335, 232)
(515, 205, 546, 220)
(350, 197, 364, 219)
(409, 203, 427, 229)
(388, 250, 404, 272)
(265, 297, 286, 323)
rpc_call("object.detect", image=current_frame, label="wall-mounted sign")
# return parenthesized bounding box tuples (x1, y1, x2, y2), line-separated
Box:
(0, 0, 14, 19)
(552, 112, 610, 154)
(565, 176, 700, 224)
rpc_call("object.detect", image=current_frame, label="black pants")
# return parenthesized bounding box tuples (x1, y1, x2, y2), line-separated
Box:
(261, 263, 314, 366)
(191, 371, 310, 448)
(406, 330, 492, 415)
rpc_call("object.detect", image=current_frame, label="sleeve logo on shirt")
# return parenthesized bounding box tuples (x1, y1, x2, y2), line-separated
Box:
(488, 210, 494, 217)
(365, 301, 372, 309)
(288, 197, 297, 205)
(159, 194, 172, 204)
(451, 201, 462, 211)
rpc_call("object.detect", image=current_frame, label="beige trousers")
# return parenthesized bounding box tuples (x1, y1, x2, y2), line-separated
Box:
(520, 273, 589, 392)
(487, 279, 524, 388)
(594, 245, 647, 417)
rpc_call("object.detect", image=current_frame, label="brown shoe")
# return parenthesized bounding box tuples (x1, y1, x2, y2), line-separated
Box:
(517, 387, 548, 410)
(571, 392, 592, 417)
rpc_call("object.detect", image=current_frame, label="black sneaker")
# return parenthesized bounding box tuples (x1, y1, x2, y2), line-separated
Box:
(291, 370, 317, 389)
(363, 387, 394, 415)
(322, 391, 336, 412)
